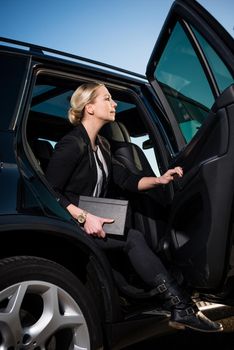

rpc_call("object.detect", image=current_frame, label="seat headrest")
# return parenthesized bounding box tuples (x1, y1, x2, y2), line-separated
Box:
(101, 121, 131, 143)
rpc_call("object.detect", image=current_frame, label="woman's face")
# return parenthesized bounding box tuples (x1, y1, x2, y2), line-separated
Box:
(89, 85, 117, 123)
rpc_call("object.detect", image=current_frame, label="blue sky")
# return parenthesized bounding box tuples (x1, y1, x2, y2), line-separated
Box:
(1, 0, 233, 74)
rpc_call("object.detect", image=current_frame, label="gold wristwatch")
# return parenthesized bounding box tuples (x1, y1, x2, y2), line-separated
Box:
(77, 210, 88, 224)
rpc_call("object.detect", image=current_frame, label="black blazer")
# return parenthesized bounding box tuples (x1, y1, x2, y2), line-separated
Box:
(46, 124, 142, 208)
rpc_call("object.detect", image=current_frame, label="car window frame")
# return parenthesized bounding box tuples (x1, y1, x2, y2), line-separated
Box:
(146, 0, 234, 153)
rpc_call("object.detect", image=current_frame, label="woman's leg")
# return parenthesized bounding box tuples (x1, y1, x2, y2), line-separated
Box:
(94, 229, 223, 333)
(94, 228, 168, 285)
(123, 229, 169, 285)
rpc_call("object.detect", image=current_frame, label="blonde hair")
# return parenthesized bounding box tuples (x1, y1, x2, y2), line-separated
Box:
(68, 82, 104, 125)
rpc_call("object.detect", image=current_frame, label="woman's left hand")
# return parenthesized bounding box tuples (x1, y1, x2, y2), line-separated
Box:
(158, 166, 183, 185)
(137, 166, 183, 191)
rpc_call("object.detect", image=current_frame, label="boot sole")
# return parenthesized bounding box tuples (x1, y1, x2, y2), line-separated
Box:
(169, 321, 223, 333)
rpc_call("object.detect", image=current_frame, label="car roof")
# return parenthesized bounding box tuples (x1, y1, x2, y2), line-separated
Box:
(0, 36, 148, 84)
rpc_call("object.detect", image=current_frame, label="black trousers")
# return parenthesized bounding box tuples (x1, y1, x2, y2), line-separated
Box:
(94, 228, 168, 287)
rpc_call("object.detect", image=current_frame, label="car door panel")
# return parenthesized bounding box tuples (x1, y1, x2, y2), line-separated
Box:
(165, 85, 234, 289)
(147, 0, 234, 291)
(171, 95, 230, 176)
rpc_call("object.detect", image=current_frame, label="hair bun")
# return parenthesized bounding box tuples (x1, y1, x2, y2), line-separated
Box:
(68, 107, 82, 125)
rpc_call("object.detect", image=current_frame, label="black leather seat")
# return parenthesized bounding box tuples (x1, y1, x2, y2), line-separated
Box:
(101, 121, 155, 177)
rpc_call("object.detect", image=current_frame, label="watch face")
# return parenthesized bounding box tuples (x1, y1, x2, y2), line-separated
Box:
(77, 213, 86, 224)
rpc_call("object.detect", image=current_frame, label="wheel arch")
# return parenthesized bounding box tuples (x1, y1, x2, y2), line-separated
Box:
(0, 221, 122, 324)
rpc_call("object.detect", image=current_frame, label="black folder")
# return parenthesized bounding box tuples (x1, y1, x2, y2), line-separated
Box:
(78, 196, 128, 236)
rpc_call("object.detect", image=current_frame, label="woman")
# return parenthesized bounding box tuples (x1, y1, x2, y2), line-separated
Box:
(46, 82, 222, 332)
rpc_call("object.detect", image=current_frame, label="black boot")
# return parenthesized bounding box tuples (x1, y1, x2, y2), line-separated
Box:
(154, 273, 223, 333)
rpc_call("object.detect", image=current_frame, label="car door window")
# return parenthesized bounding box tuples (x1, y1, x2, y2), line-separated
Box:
(191, 26, 234, 93)
(154, 22, 214, 143)
(130, 134, 160, 176)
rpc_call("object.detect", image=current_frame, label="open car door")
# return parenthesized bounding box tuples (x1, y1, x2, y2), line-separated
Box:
(146, 0, 234, 291)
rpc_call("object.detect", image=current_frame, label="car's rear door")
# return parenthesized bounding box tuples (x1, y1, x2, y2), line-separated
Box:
(146, 0, 234, 290)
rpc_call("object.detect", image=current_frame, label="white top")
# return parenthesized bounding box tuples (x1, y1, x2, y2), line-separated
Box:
(92, 145, 108, 197)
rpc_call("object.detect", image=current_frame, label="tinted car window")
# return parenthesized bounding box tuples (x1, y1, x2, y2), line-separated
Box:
(192, 26, 234, 93)
(31, 85, 72, 118)
(154, 22, 215, 143)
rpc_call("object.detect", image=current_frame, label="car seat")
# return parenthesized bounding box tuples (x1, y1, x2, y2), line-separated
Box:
(101, 121, 155, 177)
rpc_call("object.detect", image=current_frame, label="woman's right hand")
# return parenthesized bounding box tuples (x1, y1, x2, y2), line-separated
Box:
(84, 213, 114, 238)
(67, 203, 114, 238)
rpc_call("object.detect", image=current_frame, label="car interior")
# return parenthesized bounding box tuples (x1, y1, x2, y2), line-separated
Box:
(25, 69, 234, 297)
(25, 73, 172, 299)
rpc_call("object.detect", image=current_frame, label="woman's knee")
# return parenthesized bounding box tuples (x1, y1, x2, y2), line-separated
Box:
(124, 229, 147, 253)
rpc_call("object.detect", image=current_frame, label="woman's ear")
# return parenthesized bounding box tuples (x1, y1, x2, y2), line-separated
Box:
(85, 103, 94, 115)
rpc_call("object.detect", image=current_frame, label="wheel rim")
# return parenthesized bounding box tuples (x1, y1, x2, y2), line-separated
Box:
(0, 280, 91, 349)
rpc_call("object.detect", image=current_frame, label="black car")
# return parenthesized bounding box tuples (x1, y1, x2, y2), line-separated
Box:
(1, 0, 234, 349)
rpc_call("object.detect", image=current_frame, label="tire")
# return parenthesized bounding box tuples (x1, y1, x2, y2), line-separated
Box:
(0, 256, 104, 350)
